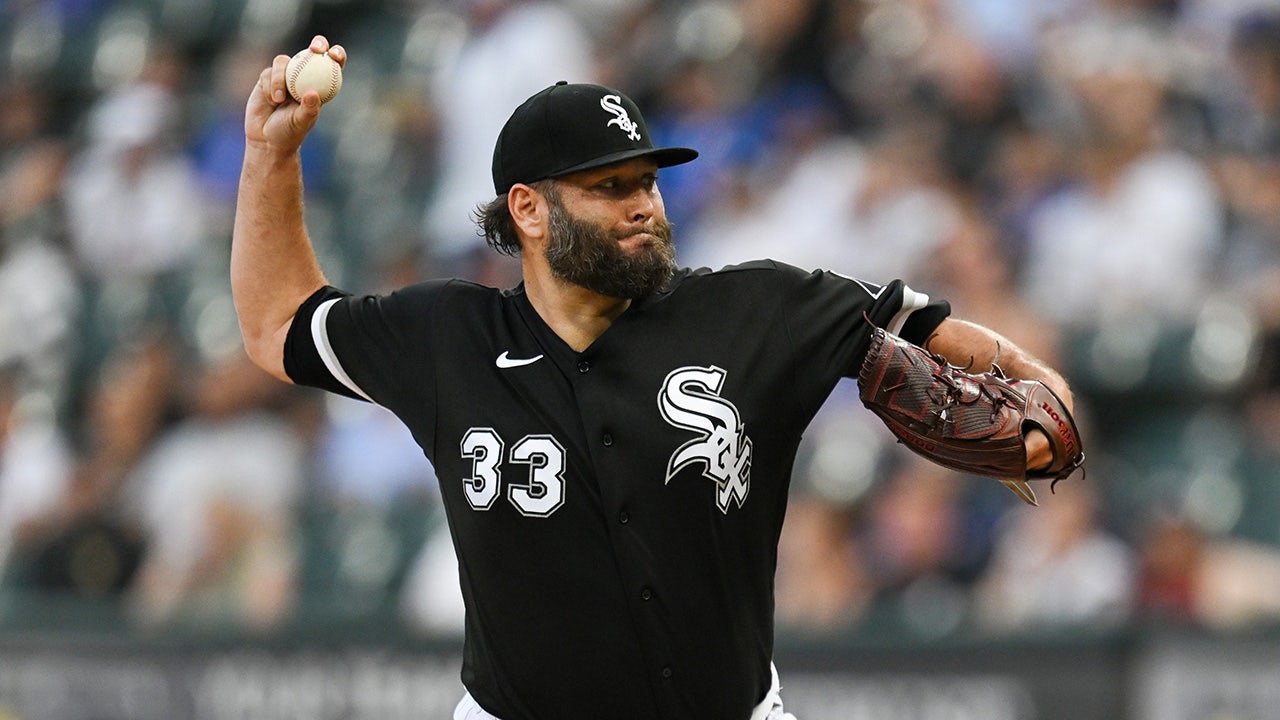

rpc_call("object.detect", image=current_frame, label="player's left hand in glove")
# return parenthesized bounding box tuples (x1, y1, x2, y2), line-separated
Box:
(857, 327, 1084, 505)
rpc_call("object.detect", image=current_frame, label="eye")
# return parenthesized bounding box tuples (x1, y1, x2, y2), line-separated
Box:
(588, 172, 658, 195)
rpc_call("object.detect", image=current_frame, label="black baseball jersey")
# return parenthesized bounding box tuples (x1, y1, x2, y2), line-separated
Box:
(283, 260, 949, 720)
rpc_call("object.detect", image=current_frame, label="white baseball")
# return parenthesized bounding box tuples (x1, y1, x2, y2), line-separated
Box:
(285, 49, 343, 104)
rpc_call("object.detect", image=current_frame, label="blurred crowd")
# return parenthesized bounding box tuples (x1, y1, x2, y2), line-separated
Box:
(2, 0, 1280, 642)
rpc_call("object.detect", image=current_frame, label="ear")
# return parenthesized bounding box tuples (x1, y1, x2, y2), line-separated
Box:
(509, 183, 549, 248)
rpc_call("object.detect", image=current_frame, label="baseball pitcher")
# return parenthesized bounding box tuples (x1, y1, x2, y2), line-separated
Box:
(232, 36, 1082, 720)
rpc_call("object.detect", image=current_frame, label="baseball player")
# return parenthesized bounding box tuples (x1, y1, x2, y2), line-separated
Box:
(233, 36, 1077, 720)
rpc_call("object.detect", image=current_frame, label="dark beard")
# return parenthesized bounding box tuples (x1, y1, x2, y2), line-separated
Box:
(544, 198, 676, 299)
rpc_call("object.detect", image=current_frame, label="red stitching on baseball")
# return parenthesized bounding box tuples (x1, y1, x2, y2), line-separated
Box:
(287, 53, 308, 98)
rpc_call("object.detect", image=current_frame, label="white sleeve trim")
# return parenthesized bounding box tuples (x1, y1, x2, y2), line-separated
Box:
(887, 286, 930, 336)
(311, 298, 374, 403)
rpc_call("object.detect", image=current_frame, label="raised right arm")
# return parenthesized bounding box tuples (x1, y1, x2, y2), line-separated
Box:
(231, 36, 345, 382)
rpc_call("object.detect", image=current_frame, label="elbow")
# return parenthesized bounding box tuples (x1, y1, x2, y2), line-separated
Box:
(230, 282, 320, 384)
(238, 318, 293, 384)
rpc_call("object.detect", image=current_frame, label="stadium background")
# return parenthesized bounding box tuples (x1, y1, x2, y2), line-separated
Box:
(1, 0, 1280, 717)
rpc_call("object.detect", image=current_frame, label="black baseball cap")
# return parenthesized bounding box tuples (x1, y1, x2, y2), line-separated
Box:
(491, 81, 699, 195)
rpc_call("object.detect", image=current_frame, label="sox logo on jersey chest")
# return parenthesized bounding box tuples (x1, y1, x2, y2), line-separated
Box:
(658, 366, 753, 513)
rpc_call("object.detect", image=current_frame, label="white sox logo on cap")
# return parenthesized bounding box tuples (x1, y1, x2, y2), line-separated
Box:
(600, 94, 641, 142)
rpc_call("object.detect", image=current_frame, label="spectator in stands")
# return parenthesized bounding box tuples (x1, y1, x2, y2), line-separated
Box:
(1214, 12, 1280, 383)
(683, 109, 960, 285)
(1136, 507, 1280, 628)
(974, 476, 1135, 631)
(63, 41, 204, 345)
(420, 0, 594, 283)
(0, 364, 73, 585)
(1021, 15, 1224, 326)
(773, 492, 873, 634)
(126, 349, 305, 631)
(5, 331, 180, 601)
(858, 454, 988, 638)
(925, 192, 1063, 364)
(0, 79, 78, 410)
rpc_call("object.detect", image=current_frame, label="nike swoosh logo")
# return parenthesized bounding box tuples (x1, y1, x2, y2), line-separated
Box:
(495, 351, 544, 369)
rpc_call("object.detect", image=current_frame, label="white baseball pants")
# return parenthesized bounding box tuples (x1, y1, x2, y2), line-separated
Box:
(453, 662, 797, 720)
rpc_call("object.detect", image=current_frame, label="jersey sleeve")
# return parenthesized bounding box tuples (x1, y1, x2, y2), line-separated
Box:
(773, 261, 950, 379)
(283, 281, 446, 412)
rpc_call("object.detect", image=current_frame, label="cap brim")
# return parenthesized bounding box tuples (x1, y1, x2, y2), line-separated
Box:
(547, 146, 699, 180)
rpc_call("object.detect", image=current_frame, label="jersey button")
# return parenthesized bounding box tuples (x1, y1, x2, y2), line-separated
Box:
(618, 511, 629, 525)
(640, 587, 653, 601)
(577, 360, 591, 373)
(661, 667, 673, 679)
(602, 433, 613, 447)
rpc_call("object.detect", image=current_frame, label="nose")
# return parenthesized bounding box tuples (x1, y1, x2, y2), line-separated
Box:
(628, 186, 658, 224)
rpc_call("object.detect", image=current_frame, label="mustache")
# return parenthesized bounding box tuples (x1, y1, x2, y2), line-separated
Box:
(615, 220, 673, 244)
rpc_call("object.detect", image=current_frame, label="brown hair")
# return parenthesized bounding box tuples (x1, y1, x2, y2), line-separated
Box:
(471, 180, 559, 257)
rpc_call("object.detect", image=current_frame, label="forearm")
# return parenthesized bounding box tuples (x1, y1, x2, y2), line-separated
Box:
(231, 36, 344, 382)
(231, 142, 327, 381)
(924, 318, 1077, 474)
(925, 318, 1074, 411)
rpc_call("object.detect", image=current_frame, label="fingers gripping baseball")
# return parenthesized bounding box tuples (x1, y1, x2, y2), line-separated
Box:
(244, 36, 345, 151)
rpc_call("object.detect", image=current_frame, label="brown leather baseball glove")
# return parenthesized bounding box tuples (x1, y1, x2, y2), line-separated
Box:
(857, 327, 1084, 505)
